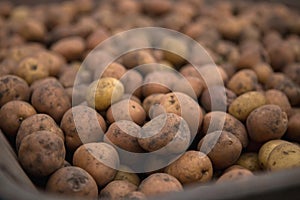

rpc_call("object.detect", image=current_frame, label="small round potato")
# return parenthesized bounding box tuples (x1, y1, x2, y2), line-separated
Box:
(139, 173, 183, 196)
(236, 153, 261, 172)
(227, 69, 258, 95)
(120, 69, 143, 98)
(35, 51, 66, 77)
(201, 111, 248, 148)
(73, 142, 119, 186)
(228, 91, 266, 121)
(216, 168, 253, 183)
(172, 76, 204, 99)
(124, 191, 147, 200)
(142, 93, 165, 116)
(138, 113, 191, 154)
(165, 151, 213, 185)
(86, 78, 124, 111)
(114, 165, 141, 186)
(0, 75, 30, 106)
(246, 105, 288, 143)
(46, 166, 98, 199)
(106, 99, 146, 126)
(104, 120, 143, 153)
(265, 89, 292, 114)
(60, 105, 107, 152)
(198, 131, 242, 170)
(18, 131, 65, 177)
(100, 62, 127, 80)
(258, 139, 289, 169)
(15, 57, 49, 85)
(286, 113, 300, 142)
(16, 114, 64, 150)
(252, 63, 273, 84)
(99, 180, 137, 200)
(0, 100, 36, 137)
(266, 143, 300, 171)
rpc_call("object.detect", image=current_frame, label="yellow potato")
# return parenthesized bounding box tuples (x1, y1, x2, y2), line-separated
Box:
(266, 143, 300, 171)
(236, 153, 261, 172)
(114, 165, 140, 186)
(86, 78, 124, 111)
(258, 140, 290, 169)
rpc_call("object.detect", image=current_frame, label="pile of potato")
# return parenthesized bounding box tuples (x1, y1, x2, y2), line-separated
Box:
(0, 0, 300, 199)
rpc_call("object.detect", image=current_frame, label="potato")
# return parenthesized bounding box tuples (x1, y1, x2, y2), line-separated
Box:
(15, 57, 49, 85)
(265, 89, 292, 114)
(201, 111, 248, 148)
(51, 36, 85, 61)
(104, 120, 143, 153)
(58, 67, 79, 88)
(246, 105, 288, 143)
(106, 99, 146, 126)
(31, 81, 71, 122)
(252, 63, 273, 84)
(227, 69, 258, 95)
(122, 50, 155, 71)
(142, 0, 171, 15)
(30, 77, 62, 93)
(73, 142, 119, 186)
(46, 166, 98, 199)
(18, 131, 65, 177)
(283, 63, 300, 86)
(86, 28, 109, 50)
(60, 105, 107, 152)
(172, 76, 203, 99)
(139, 173, 183, 196)
(223, 165, 247, 173)
(120, 69, 143, 98)
(114, 165, 140, 186)
(266, 143, 300, 171)
(0, 100, 36, 137)
(228, 91, 266, 121)
(165, 151, 213, 185)
(142, 93, 164, 116)
(258, 139, 289, 169)
(99, 62, 127, 80)
(120, 94, 142, 105)
(236, 153, 261, 172)
(198, 131, 242, 170)
(216, 168, 253, 183)
(286, 113, 300, 142)
(161, 37, 187, 65)
(16, 114, 64, 150)
(138, 113, 190, 154)
(0, 75, 30, 106)
(123, 191, 147, 200)
(86, 78, 124, 111)
(200, 86, 236, 112)
(99, 180, 137, 200)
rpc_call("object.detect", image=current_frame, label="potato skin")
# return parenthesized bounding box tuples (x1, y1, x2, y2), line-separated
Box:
(18, 131, 65, 177)
(286, 113, 300, 142)
(142, 93, 164, 116)
(0, 100, 36, 137)
(16, 114, 64, 150)
(265, 89, 291, 114)
(124, 191, 147, 200)
(73, 142, 119, 186)
(31, 81, 71, 122)
(99, 180, 137, 200)
(201, 111, 248, 148)
(198, 131, 242, 170)
(227, 69, 258, 95)
(216, 169, 253, 183)
(104, 120, 143, 153)
(228, 91, 266, 121)
(236, 153, 261, 172)
(60, 105, 107, 152)
(46, 166, 98, 199)
(120, 69, 143, 98)
(246, 105, 288, 143)
(165, 151, 213, 185)
(138, 173, 183, 196)
(0, 75, 30, 106)
(266, 143, 300, 171)
(114, 165, 140, 186)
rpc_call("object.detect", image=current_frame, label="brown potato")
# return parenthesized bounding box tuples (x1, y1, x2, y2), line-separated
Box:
(139, 173, 183, 196)
(18, 18, 46, 41)
(99, 180, 137, 200)
(0, 100, 36, 137)
(252, 63, 273, 84)
(124, 191, 147, 200)
(228, 91, 266, 121)
(114, 165, 141, 186)
(142, 0, 171, 15)
(227, 69, 258, 95)
(73, 142, 119, 186)
(286, 113, 300, 142)
(165, 151, 213, 185)
(31, 81, 71, 122)
(265, 89, 292, 114)
(104, 120, 143, 153)
(216, 168, 253, 183)
(172, 76, 204, 99)
(198, 131, 242, 170)
(16, 114, 64, 151)
(15, 57, 49, 85)
(201, 111, 248, 148)
(0, 75, 30, 106)
(60, 105, 107, 152)
(122, 50, 155, 71)
(142, 93, 164, 116)
(106, 99, 146, 126)
(46, 166, 98, 199)
(138, 113, 190, 154)
(161, 37, 187, 65)
(18, 131, 65, 177)
(120, 69, 143, 98)
(246, 105, 288, 143)
(100, 62, 127, 80)
(86, 78, 124, 111)
(236, 153, 261, 172)
(284, 63, 300, 86)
